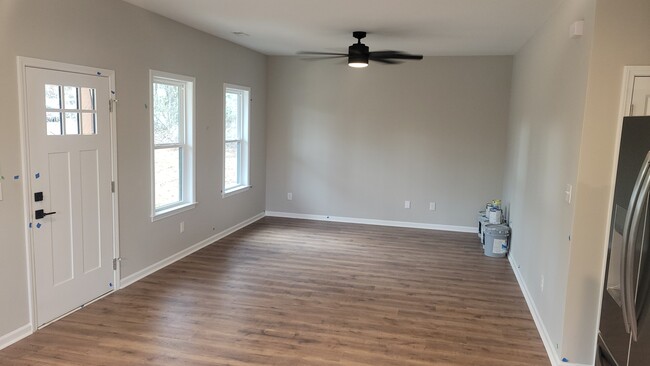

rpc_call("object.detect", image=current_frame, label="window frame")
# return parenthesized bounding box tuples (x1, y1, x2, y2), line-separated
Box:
(150, 70, 196, 221)
(222, 83, 251, 197)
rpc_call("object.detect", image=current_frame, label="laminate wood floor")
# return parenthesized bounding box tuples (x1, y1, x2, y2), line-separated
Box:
(1, 217, 549, 365)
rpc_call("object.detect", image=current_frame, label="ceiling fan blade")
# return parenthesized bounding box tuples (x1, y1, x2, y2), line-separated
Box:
(390, 54, 424, 60)
(369, 51, 424, 60)
(299, 55, 348, 61)
(298, 51, 348, 56)
(368, 50, 401, 56)
(371, 58, 401, 65)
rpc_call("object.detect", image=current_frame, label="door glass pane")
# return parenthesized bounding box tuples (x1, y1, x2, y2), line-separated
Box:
(46, 112, 62, 135)
(65, 113, 79, 135)
(80, 88, 96, 110)
(81, 113, 96, 135)
(64, 86, 79, 109)
(153, 82, 181, 144)
(225, 92, 240, 140)
(45, 85, 61, 109)
(155, 147, 181, 208)
(225, 141, 240, 189)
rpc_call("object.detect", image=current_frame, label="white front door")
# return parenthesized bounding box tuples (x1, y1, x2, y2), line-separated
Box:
(631, 76, 650, 116)
(25, 66, 114, 327)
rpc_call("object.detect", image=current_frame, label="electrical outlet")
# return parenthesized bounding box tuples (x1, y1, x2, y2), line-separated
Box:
(287, 192, 293, 201)
(180, 221, 185, 233)
(404, 200, 411, 209)
(541, 275, 545, 292)
(429, 202, 436, 211)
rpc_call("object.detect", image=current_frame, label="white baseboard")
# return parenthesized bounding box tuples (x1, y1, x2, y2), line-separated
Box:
(508, 255, 589, 366)
(0, 323, 32, 351)
(121, 212, 265, 288)
(265, 211, 477, 233)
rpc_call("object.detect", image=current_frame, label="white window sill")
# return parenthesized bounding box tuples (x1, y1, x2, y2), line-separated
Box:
(222, 185, 251, 198)
(151, 202, 197, 222)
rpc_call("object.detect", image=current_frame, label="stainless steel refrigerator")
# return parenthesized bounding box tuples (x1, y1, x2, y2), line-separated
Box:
(597, 116, 650, 366)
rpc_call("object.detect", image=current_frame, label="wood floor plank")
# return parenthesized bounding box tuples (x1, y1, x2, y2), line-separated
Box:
(0, 217, 549, 365)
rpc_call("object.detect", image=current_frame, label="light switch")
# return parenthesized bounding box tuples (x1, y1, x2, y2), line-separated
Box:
(404, 200, 411, 209)
(565, 184, 572, 204)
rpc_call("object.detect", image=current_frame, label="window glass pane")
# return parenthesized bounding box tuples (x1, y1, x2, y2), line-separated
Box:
(64, 86, 79, 109)
(45, 85, 61, 109)
(225, 141, 240, 189)
(65, 112, 79, 135)
(153, 82, 181, 145)
(46, 112, 62, 135)
(225, 92, 240, 140)
(81, 112, 97, 135)
(80, 88, 96, 110)
(155, 147, 181, 208)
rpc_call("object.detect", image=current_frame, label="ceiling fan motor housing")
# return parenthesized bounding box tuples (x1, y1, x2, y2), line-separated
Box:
(348, 42, 369, 64)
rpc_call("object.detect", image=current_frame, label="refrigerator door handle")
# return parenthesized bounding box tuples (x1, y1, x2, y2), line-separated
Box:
(623, 151, 650, 341)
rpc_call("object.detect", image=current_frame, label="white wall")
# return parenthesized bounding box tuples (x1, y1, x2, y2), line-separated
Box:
(266, 56, 512, 227)
(502, 0, 596, 363)
(0, 0, 266, 339)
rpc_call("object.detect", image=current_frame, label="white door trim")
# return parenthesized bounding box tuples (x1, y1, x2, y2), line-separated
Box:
(16, 56, 121, 332)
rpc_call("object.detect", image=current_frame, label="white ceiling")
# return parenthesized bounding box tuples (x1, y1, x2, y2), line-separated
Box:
(123, 0, 565, 56)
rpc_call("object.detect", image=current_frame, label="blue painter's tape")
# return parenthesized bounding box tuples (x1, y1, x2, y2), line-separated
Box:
(14, 175, 19, 180)
(36, 223, 42, 229)
(35, 173, 40, 179)
(562, 358, 569, 363)
(29, 223, 32, 228)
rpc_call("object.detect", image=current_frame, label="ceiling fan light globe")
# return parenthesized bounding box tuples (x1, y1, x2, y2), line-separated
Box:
(348, 62, 368, 68)
(348, 52, 369, 68)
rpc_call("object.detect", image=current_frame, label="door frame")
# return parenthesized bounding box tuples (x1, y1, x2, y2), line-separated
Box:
(16, 57, 121, 332)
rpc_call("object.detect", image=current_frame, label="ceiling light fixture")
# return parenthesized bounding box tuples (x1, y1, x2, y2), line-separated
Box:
(348, 57, 368, 68)
(299, 31, 422, 68)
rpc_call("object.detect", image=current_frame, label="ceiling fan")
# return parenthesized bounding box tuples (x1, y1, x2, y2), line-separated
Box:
(298, 31, 424, 68)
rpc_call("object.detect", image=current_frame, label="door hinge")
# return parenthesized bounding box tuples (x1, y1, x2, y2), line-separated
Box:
(113, 257, 122, 270)
(111, 181, 115, 193)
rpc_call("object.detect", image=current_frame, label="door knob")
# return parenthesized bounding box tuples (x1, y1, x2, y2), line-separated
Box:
(35, 209, 56, 219)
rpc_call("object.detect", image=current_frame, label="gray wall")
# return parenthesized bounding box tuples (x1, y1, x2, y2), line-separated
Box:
(503, 0, 650, 363)
(563, 0, 650, 362)
(502, 0, 595, 361)
(0, 0, 266, 338)
(266, 56, 512, 227)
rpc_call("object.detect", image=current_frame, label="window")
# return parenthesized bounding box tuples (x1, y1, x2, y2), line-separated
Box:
(223, 84, 250, 196)
(150, 70, 195, 220)
(45, 84, 97, 135)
